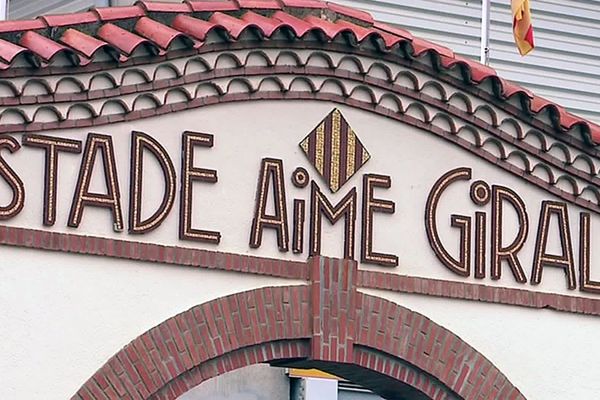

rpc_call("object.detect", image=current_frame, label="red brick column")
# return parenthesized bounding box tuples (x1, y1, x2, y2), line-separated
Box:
(309, 256, 358, 364)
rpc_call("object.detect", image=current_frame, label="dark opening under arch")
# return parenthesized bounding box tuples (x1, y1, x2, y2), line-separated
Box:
(73, 257, 525, 400)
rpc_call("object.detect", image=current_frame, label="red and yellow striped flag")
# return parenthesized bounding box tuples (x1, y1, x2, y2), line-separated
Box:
(512, 0, 535, 55)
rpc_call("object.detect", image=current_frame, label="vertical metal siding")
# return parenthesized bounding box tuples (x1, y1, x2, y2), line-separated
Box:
(488, 0, 600, 122)
(8, 0, 108, 20)
(335, 0, 600, 123)
(334, 0, 480, 57)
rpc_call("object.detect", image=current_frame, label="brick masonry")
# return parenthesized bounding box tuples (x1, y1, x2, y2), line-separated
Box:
(2, 224, 599, 317)
(0, 9, 595, 400)
(72, 256, 526, 400)
(309, 256, 357, 363)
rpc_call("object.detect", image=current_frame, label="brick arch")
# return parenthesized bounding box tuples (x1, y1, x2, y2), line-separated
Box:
(73, 257, 525, 400)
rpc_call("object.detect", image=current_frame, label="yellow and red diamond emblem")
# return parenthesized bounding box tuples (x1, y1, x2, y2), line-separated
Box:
(299, 109, 371, 193)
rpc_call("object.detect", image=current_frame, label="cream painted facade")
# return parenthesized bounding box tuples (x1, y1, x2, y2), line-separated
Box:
(0, 3, 599, 400)
(3, 98, 600, 399)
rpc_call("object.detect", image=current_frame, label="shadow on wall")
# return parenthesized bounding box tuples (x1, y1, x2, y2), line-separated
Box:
(178, 364, 289, 400)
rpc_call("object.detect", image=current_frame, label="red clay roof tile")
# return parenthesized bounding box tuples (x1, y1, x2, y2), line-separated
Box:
(134, 17, 191, 49)
(371, 28, 407, 48)
(303, 15, 348, 38)
(278, 0, 326, 8)
(210, 12, 257, 39)
(0, 0, 597, 146)
(137, 0, 192, 12)
(60, 28, 115, 59)
(327, 2, 373, 24)
(19, 31, 77, 63)
(0, 19, 46, 34)
(172, 14, 219, 41)
(97, 23, 157, 56)
(0, 39, 31, 64)
(499, 78, 534, 99)
(559, 110, 584, 131)
(335, 20, 378, 42)
(589, 126, 600, 143)
(411, 37, 454, 58)
(444, 54, 497, 83)
(241, 11, 288, 36)
(271, 11, 314, 36)
(40, 11, 98, 27)
(186, 0, 239, 12)
(530, 95, 554, 114)
(93, 5, 145, 21)
(236, 0, 281, 9)
(373, 21, 412, 41)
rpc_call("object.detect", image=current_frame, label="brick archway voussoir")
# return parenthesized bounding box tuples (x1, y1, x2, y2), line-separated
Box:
(355, 292, 525, 400)
(73, 257, 526, 400)
(71, 285, 312, 400)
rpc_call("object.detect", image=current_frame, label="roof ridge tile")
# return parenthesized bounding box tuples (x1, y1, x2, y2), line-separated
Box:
(136, 0, 192, 12)
(235, 0, 282, 9)
(278, 0, 326, 8)
(40, 11, 98, 27)
(326, 2, 373, 24)
(186, 0, 240, 12)
(0, 19, 46, 34)
(92, 4, 145, 21)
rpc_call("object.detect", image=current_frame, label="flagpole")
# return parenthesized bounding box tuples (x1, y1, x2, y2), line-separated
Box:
(480, 0, 491, 65)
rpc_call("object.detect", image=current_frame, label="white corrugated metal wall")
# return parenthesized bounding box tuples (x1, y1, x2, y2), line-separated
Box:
(8, 0, 108, 20)
(335, 0, 600, 123)
(6, 0, 600, 122)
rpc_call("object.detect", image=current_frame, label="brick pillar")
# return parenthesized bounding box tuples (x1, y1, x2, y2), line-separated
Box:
(309, 256, 358, 363)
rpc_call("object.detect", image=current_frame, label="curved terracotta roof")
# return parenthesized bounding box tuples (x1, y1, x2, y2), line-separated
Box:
(0, 0, 598, 145)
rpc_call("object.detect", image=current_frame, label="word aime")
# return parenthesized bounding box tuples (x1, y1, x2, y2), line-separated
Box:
(0, 133, 598, 294)
(0, 131, 399, 269)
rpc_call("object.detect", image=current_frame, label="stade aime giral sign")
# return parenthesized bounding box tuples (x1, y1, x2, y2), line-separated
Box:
(0, 106, 598, 296)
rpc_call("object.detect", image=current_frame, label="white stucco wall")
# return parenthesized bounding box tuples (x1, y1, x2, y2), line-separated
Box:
(0, 247, 303, 399)
(1, 100, 597, 296)
(363, 288, 600, 399)
(1, 100, 599, 399)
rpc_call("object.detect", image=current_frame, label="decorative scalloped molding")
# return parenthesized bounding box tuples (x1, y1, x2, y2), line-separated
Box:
(0, 48, 598, 212)
(0, 39, 596, 151)
(1, 83, 599, 215)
